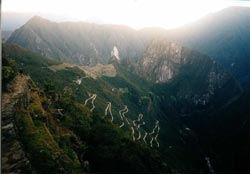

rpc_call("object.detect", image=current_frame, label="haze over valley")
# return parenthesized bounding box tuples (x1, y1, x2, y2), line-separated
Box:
(2, 1, 250, 174)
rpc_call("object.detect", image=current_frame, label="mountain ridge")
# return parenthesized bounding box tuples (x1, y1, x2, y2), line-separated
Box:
(7, 7, 250, 89)
(3, 42, 246, 173)
(7, 15, 147, 66)
(3, 6, 250, 174)
(164, 6, 250, 88)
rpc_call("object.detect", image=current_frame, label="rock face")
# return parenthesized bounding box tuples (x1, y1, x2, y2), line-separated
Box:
(110, 46, 121, 63)
(141, 39, 183, 83)
(2, 76, 35, 174)
(140, 38, 242, 112)
(111, 46, 120, 60)
(140, 39, 205, 83)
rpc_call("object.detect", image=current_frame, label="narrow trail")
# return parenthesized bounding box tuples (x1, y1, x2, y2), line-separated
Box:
(84, 94, 97, 112)
(2, 76, 29, 109)
(2, 75, 34, 173)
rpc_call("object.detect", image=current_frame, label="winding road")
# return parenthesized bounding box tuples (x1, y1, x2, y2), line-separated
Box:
(154, 126, 160, 147)
(133, 114, 143, 126)
(118, 105, 128, 127)
(105, 102, 114, 123)
(2, 75, 34, 173)
(132, 114, 146, 141)
(131, 127, 135, 141)
(137, 129, 141, 140)
(122, 107, 130, 125)
(119, 105, 127, 120)
(57, 109, 64, 116)
(84, 94, 161, 148)
(84, 94, 97, 112)
(117, 105, 138, 142)
(143, 131, 148, 144)
(119, 122, 125, 128)
(149, 120, 160, 148)
(205, 157, 215, 174)
(120, 107, 137, 141)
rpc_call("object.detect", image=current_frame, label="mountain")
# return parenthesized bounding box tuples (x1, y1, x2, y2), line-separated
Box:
(1, 12, 77, 31)
(7, 16, 147, 66)
(2, 30, 13, 42)
(165, 7, 250, 88)
(1, 12, 33, 31)
(183, 88, 250, 174)
(140, 38, 242, 116)
(3, 41, 246, 173)
(2, 44, 169, 174)
(7, 7, 250, 89)
(3, 7, 250, 173)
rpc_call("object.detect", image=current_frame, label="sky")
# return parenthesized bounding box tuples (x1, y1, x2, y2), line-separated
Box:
(2, 0, 250, 29)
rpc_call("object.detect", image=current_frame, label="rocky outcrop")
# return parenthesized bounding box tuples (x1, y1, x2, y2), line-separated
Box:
(140, 38, 242, 111)
(109, 46, 121, 64)
(140, 39, 187, 83)
(2, 75, 35, 174)
(111, 46, 120, 62)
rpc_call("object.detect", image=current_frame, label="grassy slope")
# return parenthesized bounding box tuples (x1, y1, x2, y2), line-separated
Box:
(6, 43, 246, 173)
(4, 44, 172, 174)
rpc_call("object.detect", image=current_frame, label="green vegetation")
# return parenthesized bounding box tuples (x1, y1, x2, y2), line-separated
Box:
(2, 52, 18, 91)
(14, 92, 81, 174)
(5, 42, 249, 174)
(4, 9, 250, 173)
(5, 44, 170, 173)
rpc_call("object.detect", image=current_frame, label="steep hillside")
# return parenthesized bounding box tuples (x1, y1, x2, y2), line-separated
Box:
(181, 89, 250, 174)
(2, 75, 34, 174)
(2, 44, 171, 174)
(140, 39, 242, 116)
(7, 16, 147, 66)
(3, 43, 246, 173)
(2, 30, 13, 42)
(7, 7, 250, 88)
(4, 7, 250, 174)
(165, 7, 250, 88)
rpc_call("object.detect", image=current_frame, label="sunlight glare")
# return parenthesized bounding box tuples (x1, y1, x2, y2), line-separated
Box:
(2, 0, 250, 29)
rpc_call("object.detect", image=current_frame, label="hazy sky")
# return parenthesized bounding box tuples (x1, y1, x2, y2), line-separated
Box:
(2, 0, 250, 29)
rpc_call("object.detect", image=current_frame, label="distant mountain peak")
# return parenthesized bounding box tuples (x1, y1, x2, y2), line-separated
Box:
(7, 17, 145, 66)
(25, 15, 51, 26)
